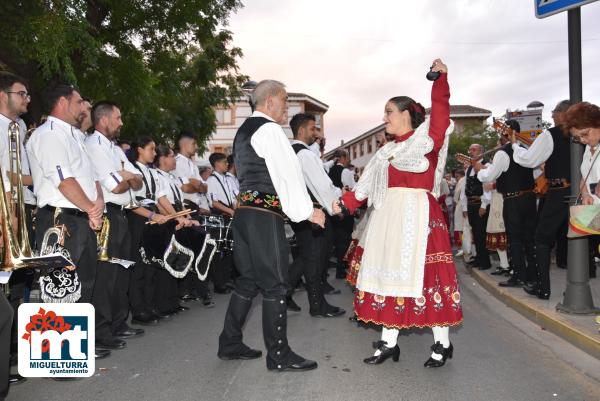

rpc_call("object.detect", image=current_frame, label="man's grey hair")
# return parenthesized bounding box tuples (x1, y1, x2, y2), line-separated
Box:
(553, 99, 574, 113)
(252, 80, 286, 107)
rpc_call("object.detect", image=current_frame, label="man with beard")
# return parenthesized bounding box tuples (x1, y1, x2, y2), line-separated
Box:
(85, 101, 145, 349)
(287, 112, 345, 318)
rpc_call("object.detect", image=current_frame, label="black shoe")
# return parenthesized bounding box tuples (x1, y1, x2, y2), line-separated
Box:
(267, 353, 318, 372)
(151, 309, 173, 320)
(96, 337, 127, 350)
(214, 286, 232, 294)
(179, 294, 196, 303)
(364, 341, 400, 365)
(424, 342, 453, 368)
(537, 291, 551, 300)
(95, 348, 111, 359)
(202, 296, 216, 308)
(176, 305, 189, 312)
(9, 374, 26, 385)
(310, 306, 346, 318)
(478, 265, 492, 271)
(523, 283, 539, 296)
(491, 268, 509, 276)
(131, 313, 159, 326)
(286, 295, 301, 312)
(115, 328, 145, 338)
(218, 345, 263, 360)
(499, 277, 522, 287)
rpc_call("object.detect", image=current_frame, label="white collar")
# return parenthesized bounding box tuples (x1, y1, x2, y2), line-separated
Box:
(47, 116, 75, 131)
(251, 110, 276, 122)
(92, 130, 113, 147)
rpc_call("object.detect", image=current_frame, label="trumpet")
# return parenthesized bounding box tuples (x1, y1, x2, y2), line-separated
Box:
(97, 215, 110, 261)
(0, 121, 34, 271)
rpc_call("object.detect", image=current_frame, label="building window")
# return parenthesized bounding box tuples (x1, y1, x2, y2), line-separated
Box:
(215, 108, 233, 125)
(367, 137, 373, 154)
(359, 142, 364, 157)
(353, 145, 357, 159)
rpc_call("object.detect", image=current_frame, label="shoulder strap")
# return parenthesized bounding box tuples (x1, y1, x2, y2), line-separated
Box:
(210, 173, 232, 207)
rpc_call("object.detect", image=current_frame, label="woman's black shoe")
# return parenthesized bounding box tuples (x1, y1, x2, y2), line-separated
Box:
(363, 341, 400, 365)
(424, 342, 453, 368)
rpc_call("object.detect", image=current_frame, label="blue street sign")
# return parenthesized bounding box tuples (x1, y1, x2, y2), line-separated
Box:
(535, 0, 599, 18)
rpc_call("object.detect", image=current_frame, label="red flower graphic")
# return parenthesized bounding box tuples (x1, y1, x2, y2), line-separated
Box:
(22, 308, 72, 353)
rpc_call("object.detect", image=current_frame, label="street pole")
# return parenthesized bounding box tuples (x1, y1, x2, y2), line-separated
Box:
(556, 7, 599, 314)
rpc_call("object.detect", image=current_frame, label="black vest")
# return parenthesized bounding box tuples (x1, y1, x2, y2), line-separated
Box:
(329, 163, 344, 189)
(465, 165, 484, 197)
(233, 117, 277, 195)
(291, 143, 318, 203)
(496, 144, 535, 194)
(544, 126, 570, 180)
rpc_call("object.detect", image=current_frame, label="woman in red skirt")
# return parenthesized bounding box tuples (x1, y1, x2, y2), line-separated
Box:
(341, 58, 463, 367)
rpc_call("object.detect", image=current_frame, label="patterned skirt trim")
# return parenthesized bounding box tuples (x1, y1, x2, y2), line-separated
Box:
(355, 316, 464, 330)
(486, 232, 507, 251)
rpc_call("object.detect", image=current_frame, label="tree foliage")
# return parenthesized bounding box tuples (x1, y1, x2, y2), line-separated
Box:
(0, 0, 247, 144)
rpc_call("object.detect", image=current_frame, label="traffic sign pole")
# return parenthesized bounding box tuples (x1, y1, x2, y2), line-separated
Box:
(556, 7, 599, 314)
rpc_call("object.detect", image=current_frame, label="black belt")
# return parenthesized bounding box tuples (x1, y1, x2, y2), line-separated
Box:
(502, 189, 534, 199)
(43, 205, 87, 217)
(106, 202, 125, 211)
(548, 178, 570, 189)
(467, 196, 482, 204)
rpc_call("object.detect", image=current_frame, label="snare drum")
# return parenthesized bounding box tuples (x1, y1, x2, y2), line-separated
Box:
(200, 214, 233, 251)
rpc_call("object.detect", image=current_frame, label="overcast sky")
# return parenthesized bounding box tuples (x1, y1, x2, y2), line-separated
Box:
(227, 0, 600, 151)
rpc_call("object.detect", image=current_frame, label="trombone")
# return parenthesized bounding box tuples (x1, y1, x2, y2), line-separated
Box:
(0, 121, 34, 271)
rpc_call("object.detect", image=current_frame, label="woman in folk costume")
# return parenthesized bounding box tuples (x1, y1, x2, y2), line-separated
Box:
(484, 181, 511, 276)
(341, 59, 463, 367)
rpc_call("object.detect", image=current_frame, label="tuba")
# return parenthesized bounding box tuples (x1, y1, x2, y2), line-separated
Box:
(0, 121, 34, 271)
(97, 215, 110, 261)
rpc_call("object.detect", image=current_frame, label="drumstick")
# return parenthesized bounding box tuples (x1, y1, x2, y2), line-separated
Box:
(146, 209, 196, 225)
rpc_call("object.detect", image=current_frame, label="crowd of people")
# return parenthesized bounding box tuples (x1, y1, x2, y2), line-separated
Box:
(445, 100, 599, 301)
(2, 55, 600, 397)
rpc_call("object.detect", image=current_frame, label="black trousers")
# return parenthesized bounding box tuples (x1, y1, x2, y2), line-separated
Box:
(92, 205, 132, 340)
(502, 193, 537, 282)
(219, 208, 293, 365)
(127, 211, 158, 316)
(36, 206, 98, 303)
(535, 187, 570, 293)
(467, 203, 491, 268)
(154, 269, 179, 313)
(0, 289, 12, 400)
(331, 214, 353, 276)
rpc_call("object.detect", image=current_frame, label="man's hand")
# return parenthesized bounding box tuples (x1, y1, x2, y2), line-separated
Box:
(309, 208, 325, 228)
(87, 198, 104, 221)
(483, 183, 494, 192)
(463, 211, 468, 219)
(332, 200, 342, 215)
(510, 130, 517, 145)
(152, 213, 169, 225)
(431, 58, 448, 74)
(89, 216, 103, 231)
(478, 207, 487, 217)
(119, 170, 136, 182)
(582, 194, 594, 205)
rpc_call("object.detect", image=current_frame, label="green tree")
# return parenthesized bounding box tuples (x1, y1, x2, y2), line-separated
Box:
(446, 122, 500, 172)
(0, 0, 247, 144)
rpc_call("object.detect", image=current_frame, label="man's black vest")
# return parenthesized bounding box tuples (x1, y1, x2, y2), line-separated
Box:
(329, 163, 344, 189)
(465, 165, 484, 197)
(496, 144, 535, 194)
(291, 143, 318, 203)
(233, 117, 277, 194)
(544, 126, 570, 180)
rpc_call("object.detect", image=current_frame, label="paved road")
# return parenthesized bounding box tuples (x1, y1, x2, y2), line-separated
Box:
(9, 265, 600, 401)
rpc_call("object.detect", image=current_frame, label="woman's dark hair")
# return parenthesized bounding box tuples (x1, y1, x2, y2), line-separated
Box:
(564, 102, 600, 131)
(128, 136, 154, 163)
(154, 144, 174, 168)
(388, 96, 426, 129)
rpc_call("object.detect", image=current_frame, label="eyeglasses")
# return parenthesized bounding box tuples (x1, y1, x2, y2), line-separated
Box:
(6, 91, 31, 101)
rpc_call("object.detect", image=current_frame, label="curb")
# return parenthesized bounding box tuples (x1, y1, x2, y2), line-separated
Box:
(467, 266, 600, 360)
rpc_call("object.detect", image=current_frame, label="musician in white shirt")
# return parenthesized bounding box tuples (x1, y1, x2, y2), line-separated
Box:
(207, 152, 237, 217)
(174, 132, 210, 213)
(27, 84, 104, 305)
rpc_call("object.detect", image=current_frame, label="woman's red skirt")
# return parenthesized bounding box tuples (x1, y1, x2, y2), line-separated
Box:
(345, 240, 363, 287)
(354, 197, 463, 329)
